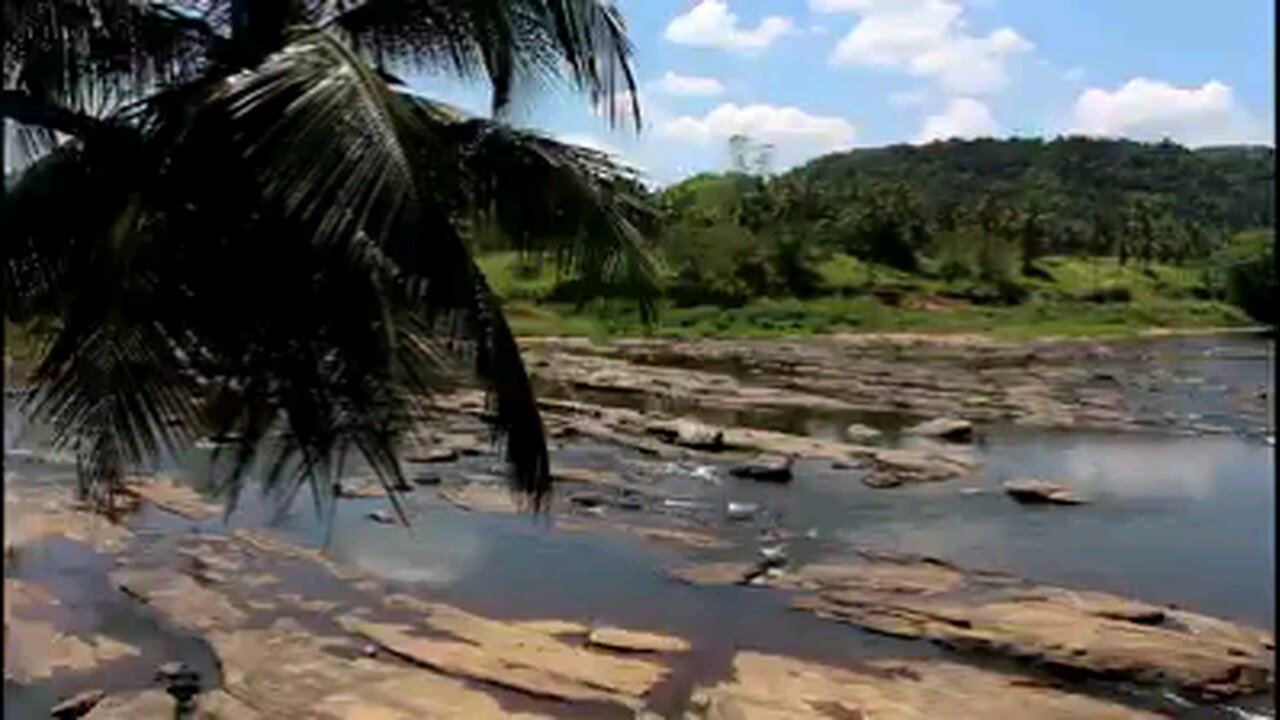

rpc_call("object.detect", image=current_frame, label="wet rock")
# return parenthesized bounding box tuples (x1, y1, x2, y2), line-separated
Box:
(51, 689, 106, 720)
(686, 652, 1160, 720)
(1003, 478, 1086, 506)
(340, 611, 667, 706)
(659, 418, 726, 450)
(554, 466, 619, 485)
(406, 447, 458, 463)
(411, 473, 441, 486)
(112, 569, 246, 632)
(906, 417, 974, 442)
(625, 525, 733, 550)
(587, 627, 691, 653)
(759, 545, 788, 568)
(668, 562, 756, 586)
(729, 455, 794, 483)
(725, 502, 758, 521)
(844, 423, 883, 442)
(5, 619, 140, 682)
(438, 483, 519, 514)
(334, 481, 385, 498)
(742, 551, 1277, 701)
(366, 509, 399, 524)
(568, 491, 610, 509)
(83, 689, 259, 720)
(122, 476, 222, 519)
(863, 449, 974, 488)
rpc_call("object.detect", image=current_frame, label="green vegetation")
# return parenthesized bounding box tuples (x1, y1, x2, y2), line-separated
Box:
(480, 253, 1251, 339)
(476, 136, 1273, 340)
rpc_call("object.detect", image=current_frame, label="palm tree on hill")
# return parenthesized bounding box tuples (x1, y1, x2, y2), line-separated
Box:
(1, 0, 657, 517)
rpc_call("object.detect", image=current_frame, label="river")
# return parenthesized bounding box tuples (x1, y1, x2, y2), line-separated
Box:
(4, 331, 1275, 717)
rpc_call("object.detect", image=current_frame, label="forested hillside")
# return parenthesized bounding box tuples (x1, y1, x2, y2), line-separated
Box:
(790, 138, 1274, 237)
(479, 136, 1275, 336)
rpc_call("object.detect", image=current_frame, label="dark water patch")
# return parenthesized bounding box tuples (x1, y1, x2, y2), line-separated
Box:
(4, 535, 222, 719)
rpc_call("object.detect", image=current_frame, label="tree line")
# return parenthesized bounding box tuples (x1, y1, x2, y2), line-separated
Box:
(654, 135, 1274, 310)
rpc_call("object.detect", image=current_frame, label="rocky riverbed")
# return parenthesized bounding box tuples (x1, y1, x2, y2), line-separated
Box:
(5, 331, 1276, 718)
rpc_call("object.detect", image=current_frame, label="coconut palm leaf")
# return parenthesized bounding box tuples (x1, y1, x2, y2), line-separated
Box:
(3, 2, 652, 519)
(330, 0, 639, 125)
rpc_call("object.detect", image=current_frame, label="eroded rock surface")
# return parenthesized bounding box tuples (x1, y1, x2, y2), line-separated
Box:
(685, 652, 1161, 720)
(671, 549, 1275, 700)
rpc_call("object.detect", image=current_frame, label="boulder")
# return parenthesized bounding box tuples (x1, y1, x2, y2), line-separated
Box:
(1003, 478, 1085, 506)
(906, 417, 974, 442)
(728, 455, 793, 483)
(844, 423, 883, 442)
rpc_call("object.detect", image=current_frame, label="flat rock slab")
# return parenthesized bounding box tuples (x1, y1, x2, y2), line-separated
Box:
(340, 615, 664, 706)
(111, 568, 247, 632)
(438, 483, 521, 514)
(729, 455, 794, 483)
(672, 550, 1275, 700)
(906, 417, 975, 442)
(587, 627, 691, 653)
(105, 530, 671, 717)
(4, 619, 140, 682)
(123, 476, 223, 519)
(84, 689, 261, 720)
(4, 489, 132, 553)
(204, 621, 554, 719)
(687, 652, 1161, 719)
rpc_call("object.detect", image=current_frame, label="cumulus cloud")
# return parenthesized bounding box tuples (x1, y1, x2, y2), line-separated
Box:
(818, 0, 1032, 95)
(665, 0, 793, 52)
(658, 103, 856, 167)
(917, 97, 1000, 142)
(1069, 78, 1269, 146)
(651, 71, 726, 97)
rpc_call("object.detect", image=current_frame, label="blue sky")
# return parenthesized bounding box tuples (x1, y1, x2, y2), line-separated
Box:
(410, 0, 1275, 185)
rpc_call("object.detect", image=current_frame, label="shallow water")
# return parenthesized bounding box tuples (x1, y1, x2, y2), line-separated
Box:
(4, 332, 1275, 716)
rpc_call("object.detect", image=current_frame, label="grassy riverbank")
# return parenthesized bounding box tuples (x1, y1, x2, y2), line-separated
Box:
(479, 253, 1253, 340)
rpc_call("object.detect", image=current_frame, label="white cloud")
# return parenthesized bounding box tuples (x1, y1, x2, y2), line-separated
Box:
(658, 102, 856, 167)
(665, 0, 793, 52)
(651, 71, 725, 97)
(557, 133, 618, 155)
(822, 0, 1032, 94)
(889, 88, 930, 108)
(1069, 78, 1269, 146)
(917, 97, 1000, 142)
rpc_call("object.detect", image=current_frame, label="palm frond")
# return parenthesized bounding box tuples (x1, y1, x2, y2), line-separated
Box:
(3, 0, 219, 110)
(403, 101, 659, 317)
(197, 28, 554, 504)
(329, 0, 639, 126)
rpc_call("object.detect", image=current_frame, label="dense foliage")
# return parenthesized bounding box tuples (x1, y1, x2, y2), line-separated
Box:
(1211, 230, 1277, 324)
(652, 137, 1274, 312)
